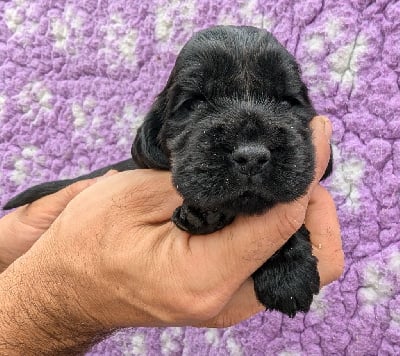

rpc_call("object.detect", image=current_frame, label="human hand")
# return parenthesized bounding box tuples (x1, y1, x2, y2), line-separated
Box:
(0, 116, 343, 354)
(201, 183, 343, 327)
(0, 170, 117, 272)
(200, 116, 343, 326)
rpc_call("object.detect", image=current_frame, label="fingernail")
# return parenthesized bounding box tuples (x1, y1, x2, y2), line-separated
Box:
(104, 169, 118, 177)
(320, 116, 332, 140)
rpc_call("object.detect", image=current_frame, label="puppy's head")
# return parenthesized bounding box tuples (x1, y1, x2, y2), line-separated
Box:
(132, 26, 316, 214)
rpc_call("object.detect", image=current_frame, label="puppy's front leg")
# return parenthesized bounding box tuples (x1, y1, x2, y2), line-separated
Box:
(252, 225, 320, 317)
(172, 204, 235, 235)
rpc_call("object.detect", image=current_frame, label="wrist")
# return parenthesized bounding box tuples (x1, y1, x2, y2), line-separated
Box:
(0, 250, 110, 355)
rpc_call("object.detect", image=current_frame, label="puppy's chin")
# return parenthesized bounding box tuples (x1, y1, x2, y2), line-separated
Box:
(171, 162, 312, 214)
(175, 182, 275, 214)
(227, 192, 276, 214)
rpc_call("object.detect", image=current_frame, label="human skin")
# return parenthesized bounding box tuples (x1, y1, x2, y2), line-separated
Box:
(0, 116, 343, 355)
(0, 170, 118, 273)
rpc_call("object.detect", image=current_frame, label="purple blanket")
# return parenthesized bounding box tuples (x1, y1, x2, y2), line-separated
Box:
(1, 0, 399, 354)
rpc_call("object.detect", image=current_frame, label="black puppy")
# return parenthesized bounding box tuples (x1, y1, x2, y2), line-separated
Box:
(4, 25, 332, 317)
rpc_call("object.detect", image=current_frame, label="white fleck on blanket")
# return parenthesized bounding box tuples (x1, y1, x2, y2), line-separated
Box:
(1, 1, 399, 354)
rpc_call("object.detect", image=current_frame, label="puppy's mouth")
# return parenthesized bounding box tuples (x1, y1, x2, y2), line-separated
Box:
(169, 119, 312, 214)
(172, 162, 276, 214)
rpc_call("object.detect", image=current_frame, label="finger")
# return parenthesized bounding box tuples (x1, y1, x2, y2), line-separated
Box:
(196, 278, 263, 328)
(188, 197, 308, 288)
(19, 170, 118, 225)
(94, 169, 119, 182)
(86, 170, 183, 224)
(305, 185, 344, 286)
(187, 115, 333, 288)
(308, 116, 332, 193)
(27, 179, 96, 213)
(0, 173, 117, 263)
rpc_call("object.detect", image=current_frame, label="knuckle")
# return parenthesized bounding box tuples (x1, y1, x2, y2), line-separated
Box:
(214, 313, 237, 328)
(157, 293, 222, 324)
(190, 300, 221, 322)
(64, 180, 90, 197)
(179, 292, 224, 322)
(61, 185, 78, 201)
(275, 204, 306, 242)
(196, 313, 239, 328)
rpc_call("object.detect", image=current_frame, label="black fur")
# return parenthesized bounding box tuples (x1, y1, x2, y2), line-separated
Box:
(3, 159, 137, 210)
(4, 26, 332, 317)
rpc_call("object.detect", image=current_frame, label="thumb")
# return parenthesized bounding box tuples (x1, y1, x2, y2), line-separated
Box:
(188, 115, 332, 285)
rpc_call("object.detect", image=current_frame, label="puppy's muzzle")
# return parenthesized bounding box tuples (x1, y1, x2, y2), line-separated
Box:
(231, 143, 271, 176)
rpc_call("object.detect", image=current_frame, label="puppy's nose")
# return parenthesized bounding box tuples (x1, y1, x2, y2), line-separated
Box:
(232, 144, 271, 176)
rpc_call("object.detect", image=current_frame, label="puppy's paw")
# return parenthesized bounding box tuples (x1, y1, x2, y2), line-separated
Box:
(172, 204, 235, 235)
(252, 226, 320, 317)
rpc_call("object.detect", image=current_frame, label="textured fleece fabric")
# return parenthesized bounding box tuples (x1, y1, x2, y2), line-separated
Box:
(0, 1, 399, 355)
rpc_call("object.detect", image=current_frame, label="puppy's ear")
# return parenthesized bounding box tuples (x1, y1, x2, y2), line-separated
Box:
(131, 91, 170, 169)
